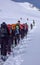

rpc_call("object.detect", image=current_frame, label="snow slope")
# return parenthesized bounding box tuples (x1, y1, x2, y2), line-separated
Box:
(3, 20, 40, 65)
(0, 0, 40, 65)
(12, 0, 40, 9)
(0, 0, 40, 24)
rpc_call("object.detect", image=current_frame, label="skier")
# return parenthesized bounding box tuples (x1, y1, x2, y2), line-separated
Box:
(0, 24, 2, 50)
(25, 23, 28, 35)
(30, 23, 33, 29)
(33, 20, 35, 26)
(1, 22, 10, 61)
(15, 21, 21, 46)
(20, 24, 24, 39)
(8, 26, 13, 54)
(12, 24, 16, 48)
(15, 24, 20, 46)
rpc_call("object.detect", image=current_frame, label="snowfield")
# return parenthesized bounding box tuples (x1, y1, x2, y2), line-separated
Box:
(3, 20, 40, 65)
(0, 0, 40, 65)
(0, 0, 40, 24)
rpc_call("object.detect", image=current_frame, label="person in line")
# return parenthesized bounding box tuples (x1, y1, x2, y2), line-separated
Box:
(1, 22, 10, 61)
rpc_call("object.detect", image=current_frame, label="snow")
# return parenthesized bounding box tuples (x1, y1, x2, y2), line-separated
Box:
(3, 19, 40, 65)
(0, 0, 40, 24)
(0, 0, 40, 65)
(21, 22, 40, 65)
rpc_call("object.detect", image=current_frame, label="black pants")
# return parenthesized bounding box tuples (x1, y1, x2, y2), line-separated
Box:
(1, 37, 8, 56)
(7, 36, 13, 53)
(15, 34, 20, 46)
(21, 29, 24, 39)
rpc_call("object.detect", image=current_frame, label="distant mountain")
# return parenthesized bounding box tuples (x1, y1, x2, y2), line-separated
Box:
(11, 0, 40, 9)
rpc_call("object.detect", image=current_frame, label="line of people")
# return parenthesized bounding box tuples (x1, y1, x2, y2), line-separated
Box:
(0, 20, 28, 61)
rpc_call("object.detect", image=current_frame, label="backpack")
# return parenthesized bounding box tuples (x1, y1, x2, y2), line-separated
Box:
(15, 25, 19, 35)
(1, 24, 8, 38)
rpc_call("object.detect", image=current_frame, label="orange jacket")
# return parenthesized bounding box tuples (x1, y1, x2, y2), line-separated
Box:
(11, 24, 16, 30)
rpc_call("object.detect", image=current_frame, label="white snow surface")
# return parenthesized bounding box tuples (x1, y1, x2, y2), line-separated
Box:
(0, 0, 40, 65)
(3, 20, 40, 65)
(0, 0, 40, 24)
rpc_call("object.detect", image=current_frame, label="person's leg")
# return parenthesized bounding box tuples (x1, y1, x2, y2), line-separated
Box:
(17, 34, 20, 43)
(15, 36, 17, 46)
(2, 38, 8, 61)
(1, 38, 7, 61)
(1, 39, 3, 56)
